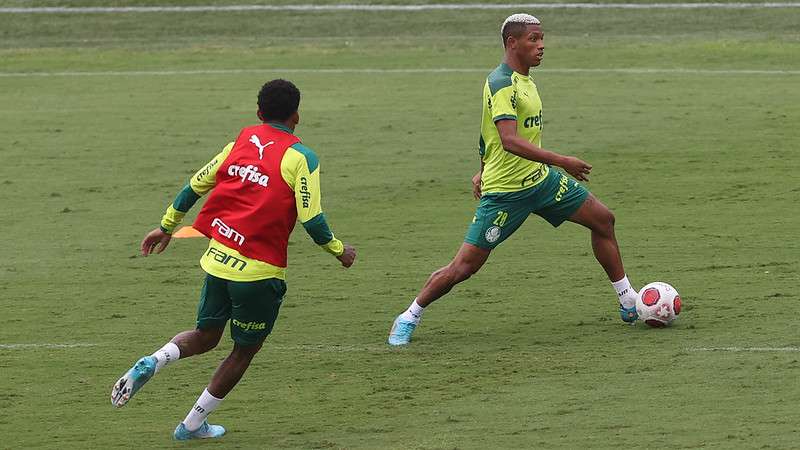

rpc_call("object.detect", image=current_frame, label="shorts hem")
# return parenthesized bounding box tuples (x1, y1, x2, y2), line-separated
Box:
(231, 335, 268, 346)
(463, 237, 494, 250)
(544, 191, 590, 227)
(196, 318, 227, 329)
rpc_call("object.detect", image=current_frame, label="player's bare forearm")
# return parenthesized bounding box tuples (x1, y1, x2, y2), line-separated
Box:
(499, 133, 592, 181)
(501, 134, 566, 166)
(496, 120, 561, 165)
(495, 119, 591, 180)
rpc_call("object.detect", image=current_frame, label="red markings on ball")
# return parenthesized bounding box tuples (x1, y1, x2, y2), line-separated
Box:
(673, 296, 682, 315)
(641, 287, 661, 306)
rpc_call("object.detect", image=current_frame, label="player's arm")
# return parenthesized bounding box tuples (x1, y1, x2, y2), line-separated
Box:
(472, 159, 484, 199)
(282, 144, 356, 268)
(141, 142, 234, 256)
(495, 120, 591, 181)
(489, 85, 591, 181)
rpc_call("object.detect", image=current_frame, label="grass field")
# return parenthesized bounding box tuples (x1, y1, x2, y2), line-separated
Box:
(1, 1, 799, 448)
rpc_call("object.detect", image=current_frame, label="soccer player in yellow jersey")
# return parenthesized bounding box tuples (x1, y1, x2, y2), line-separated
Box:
(388, 14, 640, 346)
(110, 80, 356, 439)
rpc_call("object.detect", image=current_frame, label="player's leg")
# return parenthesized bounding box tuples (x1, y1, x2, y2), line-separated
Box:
(388, 243, 490, 346)
(111, 275, 229, 407)
(169, 326, 224, 358)
(173, 342, 261, 441)
(567, 194, 624, 280)
(532, 170, 637, 322)
(174, 277, 285, 440)
(566, 194, 639, 321)
(207, 341, 264, 398)
(389, 193, 528, 346)
(416, 243, 492, 307)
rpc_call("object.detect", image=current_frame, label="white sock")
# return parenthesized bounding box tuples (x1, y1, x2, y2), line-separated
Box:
(399, 298, 425, 324)
(182, 388, 223, 431)
(151, 342, 180, 373)
(612, 275, 637, 309)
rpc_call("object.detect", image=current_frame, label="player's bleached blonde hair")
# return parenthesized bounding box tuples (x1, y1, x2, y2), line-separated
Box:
(501, 13, 541, 47)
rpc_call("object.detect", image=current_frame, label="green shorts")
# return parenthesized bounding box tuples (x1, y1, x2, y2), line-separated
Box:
(196, 274, 286, 346)
(465, 168, 590, 249)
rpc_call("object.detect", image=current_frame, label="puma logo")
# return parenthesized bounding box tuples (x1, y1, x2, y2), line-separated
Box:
(249, 135, 274, 160)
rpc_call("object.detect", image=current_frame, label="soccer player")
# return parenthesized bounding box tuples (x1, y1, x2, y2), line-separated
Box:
(111, 79, 356, 439)
(388, 14, 639, 346)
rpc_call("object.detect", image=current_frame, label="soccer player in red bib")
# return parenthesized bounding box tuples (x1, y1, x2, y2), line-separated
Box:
(111, 79, 356, 440)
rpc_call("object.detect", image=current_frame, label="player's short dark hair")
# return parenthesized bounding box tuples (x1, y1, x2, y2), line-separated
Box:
(257, 79, 300, 122)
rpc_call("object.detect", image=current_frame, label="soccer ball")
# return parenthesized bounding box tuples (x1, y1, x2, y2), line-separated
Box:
(635, 282, 682, 327)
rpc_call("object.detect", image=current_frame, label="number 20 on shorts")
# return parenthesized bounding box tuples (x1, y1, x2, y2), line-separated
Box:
(493, 211, 508, 227)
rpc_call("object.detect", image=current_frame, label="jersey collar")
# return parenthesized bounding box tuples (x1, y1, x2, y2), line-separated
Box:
(266, 122, 295, 134)
(500, 62, 530, 78)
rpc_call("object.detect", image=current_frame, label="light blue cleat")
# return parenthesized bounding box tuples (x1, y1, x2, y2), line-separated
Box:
(619, 304, 639, 323)
(111, 356, 157, 407)
(174, 420, 226, 440)
(388, 316, 417, 346)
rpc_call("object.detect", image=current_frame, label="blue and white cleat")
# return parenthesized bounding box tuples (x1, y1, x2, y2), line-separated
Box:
(174, 420, 226, 440)
(619, 305, 639, 323)
(387, 316, 417, 346)
(111, 356, 157, 407)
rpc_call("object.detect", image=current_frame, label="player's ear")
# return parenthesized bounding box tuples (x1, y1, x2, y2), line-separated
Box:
(291, 111, 300, 125)
(257, 110, 265, 122)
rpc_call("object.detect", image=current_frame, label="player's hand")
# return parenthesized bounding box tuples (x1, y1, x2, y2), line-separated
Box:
(560, 156, 592, 181)
(337, 244, 356, 268)
(141, 227, 172, 256)
(471, 171, 482, 199)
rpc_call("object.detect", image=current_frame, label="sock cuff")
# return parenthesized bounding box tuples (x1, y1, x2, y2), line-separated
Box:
(612, 275, 629, 288)
(165, 342, 181, 359)
(611, 275, 629, 286)
(611, 275, 634, 297)
(202, 388, 224, 402)
(152, 341, 182, 372)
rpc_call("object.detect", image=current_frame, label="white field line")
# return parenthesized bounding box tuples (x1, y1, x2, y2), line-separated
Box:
(1, 68, 798, 78)
(2, 3, 800, 14)
(268, 343, 389, 352)
(687, 346, 800, 352)
(0, 343, 100, 349)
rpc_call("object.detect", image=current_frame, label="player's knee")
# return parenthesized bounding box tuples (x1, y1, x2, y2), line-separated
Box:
(593, 206, 615, 236)
(197, 328, 223, 351)
(605, 208, 616, 229)
(231, 341, 263, 361)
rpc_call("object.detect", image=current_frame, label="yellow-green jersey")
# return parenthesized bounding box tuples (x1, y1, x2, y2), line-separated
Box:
(159, 123, 343, 282)
(479, 63, 549, 194)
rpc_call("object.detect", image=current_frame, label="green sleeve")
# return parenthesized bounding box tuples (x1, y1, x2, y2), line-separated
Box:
(159, 185, 199, 234)
(158, 143, 232, 234)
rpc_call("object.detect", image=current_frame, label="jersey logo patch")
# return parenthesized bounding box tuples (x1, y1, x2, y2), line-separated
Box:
(249, 135, 274, 160)
(485, 226, 502, 243)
